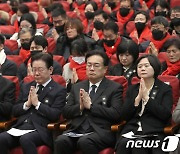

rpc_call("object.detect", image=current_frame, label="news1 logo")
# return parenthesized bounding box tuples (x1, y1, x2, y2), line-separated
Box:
(126, 135, 180, 152)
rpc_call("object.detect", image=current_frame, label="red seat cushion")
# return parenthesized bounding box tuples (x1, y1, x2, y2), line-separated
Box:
(6, 55, 23, 68)
(4, 40, 18, 52)
(0, 26, 16, 35)
(10, 145, 51, 154)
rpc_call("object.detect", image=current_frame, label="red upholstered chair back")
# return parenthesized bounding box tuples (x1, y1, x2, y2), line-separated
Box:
(36, 24, 50, 35)
(158, 52, 168, 63)
(0, 26, 16, 35)
(23, 75, 66, 87)
(3, 76, 20, 100)
(110, 54, 119, 66)
(6, 55, 23, 68)
(24, 2, 39, 12)
(47, 38, 56, 53)
(53, 55, 66, 67)
(126, 21, 135, 34)
(131, 75, 180, 111)
(0, 3, 11, 12)
(106, 76, 128, 101)
(4, 40, 18, 52)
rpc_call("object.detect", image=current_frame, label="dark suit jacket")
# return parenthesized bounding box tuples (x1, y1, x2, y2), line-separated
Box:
(17, 60, 62, 81)
(120, 79, 173, 135)
(0, 76, 15, 121)
(1, 58, 17, 76)
(63, 77, 123, 145)
(12, 79, 66, 147)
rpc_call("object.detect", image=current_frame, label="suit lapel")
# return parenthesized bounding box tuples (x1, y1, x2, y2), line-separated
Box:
(38, 80, 54, 101)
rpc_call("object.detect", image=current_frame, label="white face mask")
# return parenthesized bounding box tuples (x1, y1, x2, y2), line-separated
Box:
(72, 56, 85, 64)
(17, 16, 21, 22)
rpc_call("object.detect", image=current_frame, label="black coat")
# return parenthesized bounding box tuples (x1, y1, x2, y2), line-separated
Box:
(0, 76, 15, 121)
(1, 58, 17, 76)
(12, 79, 66, 147)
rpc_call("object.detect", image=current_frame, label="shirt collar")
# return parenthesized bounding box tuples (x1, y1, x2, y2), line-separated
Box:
(36, 78, 52, 88)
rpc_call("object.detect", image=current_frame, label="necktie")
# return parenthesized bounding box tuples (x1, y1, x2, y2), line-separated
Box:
(37, 85, 44, 95)
(89, 85, 97, 99)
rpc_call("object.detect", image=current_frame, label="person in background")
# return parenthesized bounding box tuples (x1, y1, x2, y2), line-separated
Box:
(144, 16, 171, 55)
(154, 0, 170, 19)
(0, 34, 17, 76)
(0, 64, 16, 123)
(108, 39, 139, 85)
(54, 18, 97, 61)
(116, 54, 173, 154)
(46, 8, 67, 41)
(0, 52, 66, 154)
(130, 10, 152, 45)
(91, 9, 109, 41)
(83, 1, 98, 34)
(169, 6, 180, 37)
(54, 50, 123, 154)
(103, 0, 121, 14)
(17, 35, 62, 81)
(63, 38, 88, 92)
(98, 21, 125, 58)
(161, 37, 180, 79)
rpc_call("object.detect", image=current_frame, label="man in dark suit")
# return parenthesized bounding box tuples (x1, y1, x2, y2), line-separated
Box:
(54, 50, 123, 154)
(17, 35, 62, 81)
(0, 66, 16, 122)
(0, 52, 66, 154)
(0, 34, 17, 76)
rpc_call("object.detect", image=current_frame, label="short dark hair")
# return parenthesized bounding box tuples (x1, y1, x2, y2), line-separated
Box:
(70, 38, 88, 56)
(103, 21, 119, 34)
(51, 8, 66, 18)
(171, 6, 180, 14)
(30, 35, 48, 49)
(85, 50, 109, 66)
(117, 39, 139, 63)
(136, 54, 161, 79)
(120, 0, 134, 7)
(135, 10, 149, 23)
(31, 52, 53, 69)
(18, 4, 29, 14)
(151, 16, 169, 28)
(0, 34, 5, 45)
(94, 9, 108, 20)
(164, 37, 180, 51)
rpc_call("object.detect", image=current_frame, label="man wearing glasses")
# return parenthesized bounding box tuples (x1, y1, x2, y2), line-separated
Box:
(54, 50, 123, 154)
(0, 52, 66, 154)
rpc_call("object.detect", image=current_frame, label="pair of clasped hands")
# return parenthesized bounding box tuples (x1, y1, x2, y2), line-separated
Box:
(26, 86, 39, 108)
(135, 78, 150, 107)
(79, 89, 92, 111)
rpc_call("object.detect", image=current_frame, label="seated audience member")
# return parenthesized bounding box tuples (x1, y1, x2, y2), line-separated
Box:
(170, 98, 180, 154)
(9, 0, 19, 16)
(46, 8, 67, 40)
(111, 0, 134, 29)
(72, 0, 87, 17)
(103, 0, 121, 14)
(83, 1, 98, 34)
(54, 18, 97, 61)
(11, 13, 38, 48)
(54, 50, 123, 154)
(0, 52, 66, 154)
(108, 39, 139, 85)
(144, 16, 171, 55)
(0, 65, 16, 122)
(116, 54, 173, 154)
(11, 4, 30, 32)
(154, 0, 170, 18)
(91, 9, 109, 41)
(13, 28, 34, 62)
(17, 35, 62, 81)
(63, 38, 88, 92)
(0, 10, 10, 25)
(98, 21, 126, 58)
(169, 6, 180, 37)
(161, 37, 180, 79)
(0, 34, 17, 76)
(130, 10, 152, 45)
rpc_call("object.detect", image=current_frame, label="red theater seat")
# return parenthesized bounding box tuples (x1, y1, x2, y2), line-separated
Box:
(24, 2, 39, 12)
(53, 55, 66, 67)
(6, 55, 23, 68)
(4, 40, 18, 52)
